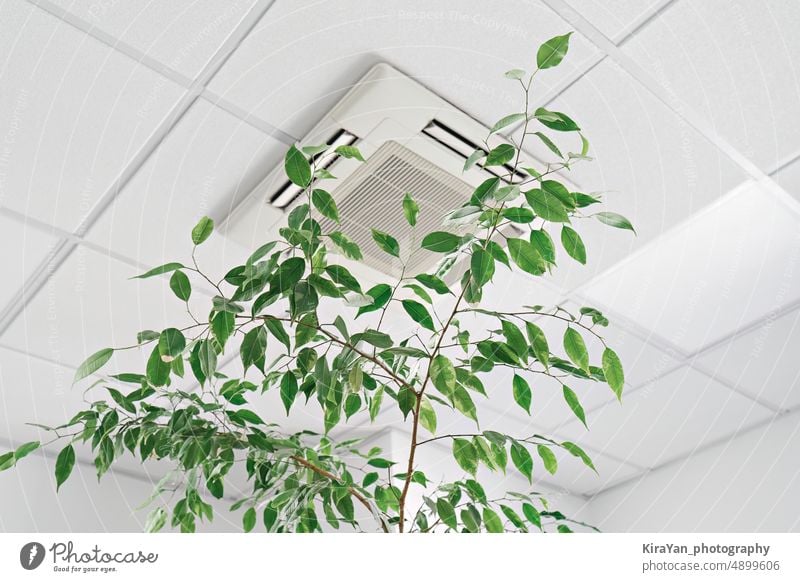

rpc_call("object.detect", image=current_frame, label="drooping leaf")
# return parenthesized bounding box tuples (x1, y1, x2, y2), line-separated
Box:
(530, 229, 556, 265)
(414, 274, 450, 295)
(280, 372, 298, 414)
(430, 355, 456, 397)
(512, 374, 532, 414)
(191, 216, 214, 245)
(563, 327, 590, 374)
(285, 145, 312, 188)
(436, 498, 457, 530)
(158, 328, 186, 360)
(397, 386, 416, 419)
(355, 283, 391, 317)
(169, 270, 191, 301)
(419, 397, 437, 434)
(241, 325, 268, 373)
(243, 507, 257, 533)
(55, 444, 76, 491)
(602, 347, 625, 400)
(537, 445, 558, 475)
(73, 348, 113, 383)
(470, 248, 495, 287)
(562, 441, 597, 473)
(510, 441, 533, 482)
(534, 107, 581, 132)
(311, 189, 339, 222)
(452, 438, 478, 475)
(507, 238, 546, 275)
(490, 113, 526, 135)
(401, 300, 435, 332)
(402, 192, 419, 226)
(463, 148, 486, 172)
(562, 385, 587, 428)
(561, 225, 586, 264)
(525, 322, 550, 369)
(483, 507, 504, 533)
(531, 131, 563, 158)
(537, 32, 572, 69)
(328, 231, 363, 260)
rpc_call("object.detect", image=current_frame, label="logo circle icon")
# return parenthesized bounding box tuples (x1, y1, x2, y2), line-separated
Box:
(19, 542, 46, 570)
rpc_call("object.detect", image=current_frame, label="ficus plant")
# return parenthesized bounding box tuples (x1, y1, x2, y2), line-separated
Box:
(1, 33, 634, 533)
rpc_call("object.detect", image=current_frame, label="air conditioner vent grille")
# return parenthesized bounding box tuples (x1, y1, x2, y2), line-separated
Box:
(318, 140, 474, 277)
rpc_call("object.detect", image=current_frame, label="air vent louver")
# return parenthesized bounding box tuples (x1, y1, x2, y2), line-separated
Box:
(318, 140, 473, 277)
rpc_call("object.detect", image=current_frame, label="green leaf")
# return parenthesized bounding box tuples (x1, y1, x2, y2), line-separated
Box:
(512, 374, 532, 414)
(490, 113, 526, 135)
(562, 441, 597, 473)
(271, 257, 306, 293)
(73, 348, 113, 383)
(485, 143, 515, 166)
(280, 372, 298, 414)
(602, 347, 625, 400)
(311, 188, 339, 222)
(132, 262, 185, 279)
(158, 328, 186, 360)
(167, 270, 192, 302)
(397, 386, 416, 419)
(463, 148, 486, 172)
(212, 295, 244, 314)
(470, 248, 495, 287)
(211, 311, 235, 348)
(532, 131, 563, 158)
(537, 32, 572, 69)
(324, 264, 361, 294)
(483, 507, 504, 533)
(265, 318, 291, 352)
(507, 238, 546, 275)
(436, 498, 457, 530)
(241, 325, 267, 373)
(402, 192, 419, 226)
(328, 231, 363, 260)
(285, 144, 312, 188)
(452, 438, 478, 475)
(107, 388, 135, 413)
(0, 452, 15, 472)
(561, 225, 586, 264)
(334, 145, 365, 161)
(55, 444, 75, 491)
(191, 216, 214, 245)
(537, 444, 558, 475)
(562, 385, 587, 427)
(367, 458, 395, 469)
(534, 107, 581, 132)
(595, 211, 636, 233)
(401, 299, 435, 332)
(369, 386, 384, 421)
(421, 231, 461, 253)
(525, 188, 570, 222)
(197, 339, 218, 380)
(502, 207, 535, 223)
(523, 503, 542, 530)
(243, 507, 257, 532)
(563, 327, 590, 374)
(14, 441, 40, 461)
(452, 385, 478, 423)
(525, 322, 550, 369)
(146, 345, 171, 387)
(414, 274, 450, 294)
(530, 230, 556, 265)
(144, 507, 168, 533)
(430, 355, 456, 397)
(510, 441, 533, 482)
(356, 283, 392, 317)
(371, 229, 400, 258)
(419, 397, 437, 434)
(504, 68, 526, 80)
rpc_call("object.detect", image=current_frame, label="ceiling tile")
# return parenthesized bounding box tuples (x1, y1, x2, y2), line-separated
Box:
(695, 307, 800, 410)
(555, 365, 774, 468)
(208, 0, 600, 139)
(0, 0, 184, 231)
(86, 100, 285, 272)
(564, 0, 664, 41)
(2, 246, 207, 372)
(621, 0, 800, 172)
(774, 156, 800, 203)
(0, 216, 58, 309)
(582, 180, 800, 353)
(49, 0, 258, 80)
(514, 58, 747, 291)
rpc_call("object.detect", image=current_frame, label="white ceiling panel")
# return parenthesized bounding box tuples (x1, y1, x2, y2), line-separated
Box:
(582, 180, 800, 354)
(0, 0, 184, 231)
(555, 365, 774, 468)
(774, 157, 800, 203)
(621, 0, 800, 173)
(564, 0, 664, 41)
(535, 445, 642, 496)
(0, 216, 58, 309)
(86, 100, 285, 273)
(695, 307, 800, 411)
(514, 58, 747, 291)
(48, 0, 258, 80)
(2, 246, 207, 372)
(208, 0, 600, 139)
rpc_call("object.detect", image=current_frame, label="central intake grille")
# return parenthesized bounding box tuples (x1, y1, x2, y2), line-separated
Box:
(318, 140, 474, 276)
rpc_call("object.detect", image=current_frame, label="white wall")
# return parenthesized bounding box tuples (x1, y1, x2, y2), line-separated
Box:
(586, 410, 800, 532)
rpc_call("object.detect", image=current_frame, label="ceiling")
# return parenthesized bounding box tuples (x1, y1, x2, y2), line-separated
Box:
(1, 0, 799, 500)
